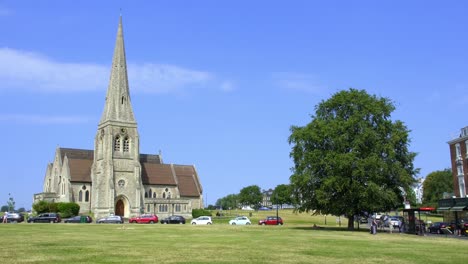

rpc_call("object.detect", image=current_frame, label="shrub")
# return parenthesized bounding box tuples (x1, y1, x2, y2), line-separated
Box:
(33, 201, 50, 214)
(57, 203, 80, 218)
(192, 208, 212, 218)
(32, 201, 80, 217)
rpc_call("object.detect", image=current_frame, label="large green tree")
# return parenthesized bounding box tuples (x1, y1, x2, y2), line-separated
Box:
(271, 184, 293, 208)
(238, 185, 263, 209)
(289, 89, 417, 230)
(422, 169, 453, 206)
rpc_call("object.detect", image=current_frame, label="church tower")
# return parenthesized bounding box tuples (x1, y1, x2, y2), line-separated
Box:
(91, 16, 144, 219)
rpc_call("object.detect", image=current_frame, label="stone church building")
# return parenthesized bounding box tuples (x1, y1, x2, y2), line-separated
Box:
(33, 17, 203, 220)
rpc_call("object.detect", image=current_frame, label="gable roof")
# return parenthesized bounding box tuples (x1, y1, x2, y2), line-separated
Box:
(59, 148, 201, 197)
(141, 163, 177, 185)
(68, 158, 93, 182)
(173, 165, 202, 197)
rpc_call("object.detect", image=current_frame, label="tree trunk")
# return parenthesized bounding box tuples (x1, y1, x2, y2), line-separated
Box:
(347, 214, 355, 230)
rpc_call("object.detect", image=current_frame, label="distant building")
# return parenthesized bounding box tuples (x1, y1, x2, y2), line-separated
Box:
(262, 189, 273, 207)
(447, 126, 468, 197)
(412, 178, 424, 204)
(437, 126, 468, 221)
(33, 17, 203, 220)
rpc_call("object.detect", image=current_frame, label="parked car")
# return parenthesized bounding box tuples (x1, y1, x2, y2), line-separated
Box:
(96, 215, 123, 224)
(27, 213, 61, 223)
(389, 216, 403, 228)
(5, 212, 25, 223)
(259, 216, 283, 225)
(191, 216, 212, 225)
(129, 214, 158, 224)
(160, 215, 186, 224)
(229, 216, 251, 225)
(428, 222, 452, 234)
(64, 215, 93, 223)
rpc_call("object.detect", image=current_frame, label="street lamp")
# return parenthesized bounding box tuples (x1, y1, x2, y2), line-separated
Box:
(275, 192, 279, 225)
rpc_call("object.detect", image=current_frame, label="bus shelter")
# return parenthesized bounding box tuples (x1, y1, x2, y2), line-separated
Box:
(403, 207, 435, 235)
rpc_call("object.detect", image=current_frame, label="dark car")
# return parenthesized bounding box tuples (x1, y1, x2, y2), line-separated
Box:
(96, 215, 123, 224)
(5, 212, 25, 223)
(160, 215, 186, 224)
(259, 216, 283, 225)
(129, 214, 158, 224)
(27, 213, 61, 223)
(64, 215, 93, 223)
(428, 222, 452, 234)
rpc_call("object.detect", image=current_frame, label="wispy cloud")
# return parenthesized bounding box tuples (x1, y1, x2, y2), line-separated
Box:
(272, 72, 326, 94)
(0, 114, 91, 125)
(128, 63, 213, 93)
(0, 48, 108, 92)
(0, 48, 231, 94)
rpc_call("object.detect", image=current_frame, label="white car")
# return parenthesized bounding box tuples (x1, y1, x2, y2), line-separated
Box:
(229, 216, 251, 225)
(191, 216, 212, 225)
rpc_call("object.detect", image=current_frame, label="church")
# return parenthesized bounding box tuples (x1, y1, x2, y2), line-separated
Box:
(33, 17, 204, 220)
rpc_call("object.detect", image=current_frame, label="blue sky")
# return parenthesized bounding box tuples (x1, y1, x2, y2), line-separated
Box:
(1, 1, 467, 209)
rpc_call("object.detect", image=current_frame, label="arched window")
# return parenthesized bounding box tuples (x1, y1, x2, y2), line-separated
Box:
(148, 189, 152, 198)
(114, 136, 121, 151)
(163, 192, 166, 199)
(85, 190, 90, 202)
(144, 192, 148, 198)
(123, 137, 130, 152)
(79, 190, 83, 202)
(152, 192, 156, 198)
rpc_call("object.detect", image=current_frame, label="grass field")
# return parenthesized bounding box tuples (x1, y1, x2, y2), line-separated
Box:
(1, 210, 467, 263)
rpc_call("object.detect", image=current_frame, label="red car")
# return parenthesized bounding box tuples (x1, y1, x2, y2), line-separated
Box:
(258, 216, 283, 225)
(129, 214, 158, 224)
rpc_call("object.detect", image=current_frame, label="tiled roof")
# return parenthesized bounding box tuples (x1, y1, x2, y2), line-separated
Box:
(59, 148, 94, 161)
(141, 163, 177, 185)
(68, 158, 93, 183)
(60, 148, 200, 197)
(173, 165, 202, 197)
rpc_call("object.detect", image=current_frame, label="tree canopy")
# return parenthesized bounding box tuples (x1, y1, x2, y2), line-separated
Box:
(238, 185, 263, 209)
(271, 184, 293, 207)
(215, 194, 239, 210)
(289, 88, 417, 230)
(422, 169, 453, 207)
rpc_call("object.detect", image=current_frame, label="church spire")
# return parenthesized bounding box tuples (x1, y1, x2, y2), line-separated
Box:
(99, 15, 136, 126)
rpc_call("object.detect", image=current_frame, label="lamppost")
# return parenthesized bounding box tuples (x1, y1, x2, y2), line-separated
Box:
(275, 192, 279, 225)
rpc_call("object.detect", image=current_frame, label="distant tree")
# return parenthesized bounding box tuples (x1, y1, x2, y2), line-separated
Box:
(289, 89, 417, 230)
(7, 195, 15, 212)
(1, 205, 8, 212)
(17, 207, 26, 213)
(271, 184, 293, 208)
(239, 185, 262, 209)
(206, 204, 216, 210)
(215, 194, 239, 210)
(422, 169, 453, 207)
(405, 188, 417, 207)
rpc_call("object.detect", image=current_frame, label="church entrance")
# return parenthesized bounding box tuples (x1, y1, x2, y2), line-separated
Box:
(115, 199, 124, 216)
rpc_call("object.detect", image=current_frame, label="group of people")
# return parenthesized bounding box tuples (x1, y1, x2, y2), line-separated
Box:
(369, 215, 404, 235)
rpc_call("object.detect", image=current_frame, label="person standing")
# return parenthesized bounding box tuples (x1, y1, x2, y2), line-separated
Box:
(371, 218, 378, 235)
(2, 212, 8, 223)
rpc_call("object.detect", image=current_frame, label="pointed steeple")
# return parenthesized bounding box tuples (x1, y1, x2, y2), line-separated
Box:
(99, 16, 136, 126)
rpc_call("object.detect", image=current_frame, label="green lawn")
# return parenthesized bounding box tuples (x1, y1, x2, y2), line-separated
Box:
(1, 210, 466, 263)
